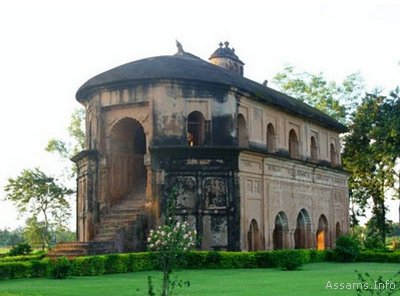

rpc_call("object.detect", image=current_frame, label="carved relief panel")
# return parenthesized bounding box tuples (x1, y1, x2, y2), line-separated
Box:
(170, 176, 197, 209)
(203, 177, 228, 208)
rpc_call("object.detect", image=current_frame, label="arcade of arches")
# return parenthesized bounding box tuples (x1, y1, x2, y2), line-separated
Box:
(250, 209, 341, 251)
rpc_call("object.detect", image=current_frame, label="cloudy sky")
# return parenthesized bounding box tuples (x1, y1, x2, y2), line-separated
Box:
(0, 0, 399, 230)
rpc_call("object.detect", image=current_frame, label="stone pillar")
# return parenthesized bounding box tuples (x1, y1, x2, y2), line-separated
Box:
(72, 150, 99, 242)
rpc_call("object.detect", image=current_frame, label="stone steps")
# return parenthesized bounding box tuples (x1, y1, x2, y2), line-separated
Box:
(92, 180, 146, 244)
(48, 241, 114, 257)
(49, 179, 147, 257)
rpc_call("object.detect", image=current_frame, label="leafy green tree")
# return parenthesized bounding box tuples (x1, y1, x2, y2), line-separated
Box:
(23, 216, 49, 250)
(3, 168, 74, 249)
(272, 65, 364, 123)
(0, 227, 24, 247)
(46, 108, 85, 177)
(343, 91, 399, 245)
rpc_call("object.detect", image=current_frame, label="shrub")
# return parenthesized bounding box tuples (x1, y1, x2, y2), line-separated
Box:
(104, 254, 128, 274)
(254, 251, 274, 268)
(50, 257, 71, 279)
(334, 235, 360, 262)
(308, 250, 327, 263)
(129, 252, 155, 272)
(30, 259, 50, 278)
(0, 262, 31, 279)
(0, 254, 45, 262)
(204, 251, 222, 269)
(273, 250, 307, 270)
(8, 243, 32, 256)
(71, 255, 106, 276)
(358, 250, 400, 263)
(219, 252, 257, 269)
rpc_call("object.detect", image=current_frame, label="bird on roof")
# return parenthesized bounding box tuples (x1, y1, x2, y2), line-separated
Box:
(176, 40, 184, 54)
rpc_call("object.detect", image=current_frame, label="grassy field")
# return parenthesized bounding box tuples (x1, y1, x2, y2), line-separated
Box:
(0, 248, 10, 254)
(0, 262, 399, 296)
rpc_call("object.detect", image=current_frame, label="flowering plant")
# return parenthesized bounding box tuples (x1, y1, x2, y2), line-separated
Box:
(147, 219, 196, 254)
(147, 218, 197, 295)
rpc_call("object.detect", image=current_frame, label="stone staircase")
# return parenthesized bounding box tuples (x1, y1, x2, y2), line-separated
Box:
(93, 181, 147, 243)
(92, 180, 146, 246)
(48, 241, 114, 258)
(49, 180, 147, 257)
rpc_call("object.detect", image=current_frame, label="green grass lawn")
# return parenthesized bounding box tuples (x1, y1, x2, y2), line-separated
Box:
(0, 263, 399, 296)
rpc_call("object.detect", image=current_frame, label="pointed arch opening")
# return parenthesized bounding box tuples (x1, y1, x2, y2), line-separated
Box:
(109, 118, 147, 206)
(273, 211, 289, 249)
(237, 114, 249, 148)
(317, 215, 330, 250)
(310, 136, 318, 162)
(289, 129, 299, 159)
(294, 209, 311, 249)
(267, 123, 276, 153)
(187, 111, 205, 146)
(248, 219, 262, 251)
(335, 222, 341, 240)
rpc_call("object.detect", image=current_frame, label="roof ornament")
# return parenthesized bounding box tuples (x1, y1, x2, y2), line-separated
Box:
(224, 41, 230, 48)
(176, 40, 184, 54)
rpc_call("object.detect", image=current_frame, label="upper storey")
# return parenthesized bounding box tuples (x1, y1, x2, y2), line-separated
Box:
(76, 43, 346, 133)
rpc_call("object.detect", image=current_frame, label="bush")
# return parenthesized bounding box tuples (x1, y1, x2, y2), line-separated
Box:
(334, 235, 360, 262)
(71, 255, 106, 276)
(358, 250, 400, 263)
(308, 250, 327, 263)
(50, 257, 71, 279)
(104, 254, 129, 274)
(30, 259, 50, 278)
(8, 243, 32, 256)
(219, 252, 257, 269)
(129, 252, 155, 272)
(0, 254, 45, 262)
(254, 252, 274, 268)
(0, 261, 31, 279)
(272, 250, 307, 270)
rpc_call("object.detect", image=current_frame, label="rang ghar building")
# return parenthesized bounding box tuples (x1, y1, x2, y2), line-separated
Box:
(57, 42, 349, 255)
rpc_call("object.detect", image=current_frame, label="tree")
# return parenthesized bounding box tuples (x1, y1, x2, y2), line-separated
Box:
(272, 65, 364, 123)
(23, 216, 49, 250)
(46, 107, 85, 177)
(343, 91, 399, 245)
(0, 227, 24, 247)
(273, 65, 399, 244)
(3, 168, 73, 249)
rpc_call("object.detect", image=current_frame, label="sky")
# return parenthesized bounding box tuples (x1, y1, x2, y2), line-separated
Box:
(0, 0, 399, 230)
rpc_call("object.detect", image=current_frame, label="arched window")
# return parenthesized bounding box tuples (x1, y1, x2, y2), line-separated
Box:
(267, 123, 276, 153)
(187, 111, 205, 146)
(316, 215, 330, 250)
(273, 211, 289, 249)
(248, 219, 261, 251)
(330, 143, 338, 166)
(288, 129, 299, 159)
(310, 136, 318, 162)
(237, 114, 249, 148)
(294, 208, 311, 249)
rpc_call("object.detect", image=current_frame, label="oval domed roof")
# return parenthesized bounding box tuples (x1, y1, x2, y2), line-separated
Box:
(76, 52, 346, 132)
